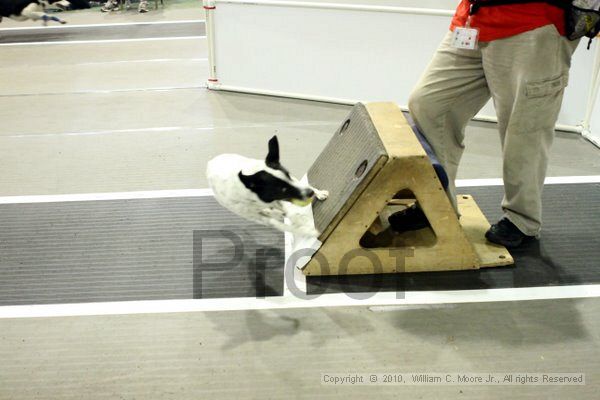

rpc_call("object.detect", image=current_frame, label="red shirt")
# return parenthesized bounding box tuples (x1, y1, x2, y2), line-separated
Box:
(450, 0, 566, 42)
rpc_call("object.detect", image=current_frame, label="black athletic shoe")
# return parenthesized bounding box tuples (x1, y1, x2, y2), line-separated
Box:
(388, 204, 430, 233)
(485, 218, 536, 248)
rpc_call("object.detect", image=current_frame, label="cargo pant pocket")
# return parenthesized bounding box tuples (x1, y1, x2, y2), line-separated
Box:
(525, 74, 568, 98)
(521, 73, 568, 132)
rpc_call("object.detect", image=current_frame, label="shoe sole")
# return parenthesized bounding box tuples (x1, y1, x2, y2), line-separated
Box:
(485, 230, 535, 248)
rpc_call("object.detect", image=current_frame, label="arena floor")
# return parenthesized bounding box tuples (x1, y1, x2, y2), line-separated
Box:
(1, 2, 600, 399)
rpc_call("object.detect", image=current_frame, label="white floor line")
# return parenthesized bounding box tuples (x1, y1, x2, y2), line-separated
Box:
(1, 58, 208, 69)
(543, 175, 600, 184)
(6, 126, 194, 138)
(0, 36, 206, 47)
(0, 20, 205, 31)
(1, 284, 599, 319)
(1, 175, 598, 204)
(456, 175, 600, 187)
(0, 85, 207, 98)
(0, 189, 214, 204)
(72, 58, 208, 66)
(5, 121, 339, 138)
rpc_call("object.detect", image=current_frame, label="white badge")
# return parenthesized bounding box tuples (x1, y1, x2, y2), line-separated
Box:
(451, 27, 479, 50)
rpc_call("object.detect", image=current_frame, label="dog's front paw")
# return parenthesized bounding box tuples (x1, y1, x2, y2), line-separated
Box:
(314, 189, 329, 201)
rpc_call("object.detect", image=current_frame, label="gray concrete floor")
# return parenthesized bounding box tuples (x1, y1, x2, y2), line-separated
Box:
(1, 4, 600, 399)
(1, 299, 599, 399)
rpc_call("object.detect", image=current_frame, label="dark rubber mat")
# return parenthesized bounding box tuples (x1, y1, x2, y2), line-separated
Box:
(1, 183, 598, 306)
(0, 20, 205, 44)
(0, 197, 284, 306)
(307, 183, 600, 294)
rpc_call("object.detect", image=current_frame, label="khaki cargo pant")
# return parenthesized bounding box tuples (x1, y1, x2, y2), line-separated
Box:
(409, 25, 580, 236)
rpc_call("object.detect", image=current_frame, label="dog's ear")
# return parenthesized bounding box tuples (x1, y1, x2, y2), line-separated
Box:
(265, 136, 280, 167)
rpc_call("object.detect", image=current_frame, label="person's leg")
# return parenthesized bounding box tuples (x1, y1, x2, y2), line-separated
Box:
(408, 32, 492, 213)
(138, 0, 149, 13)
(482, 25, 579, 239)
(100, 0, 119, 12)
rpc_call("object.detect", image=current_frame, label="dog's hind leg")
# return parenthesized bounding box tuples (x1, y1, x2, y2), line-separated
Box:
(265, 217, 290, 232)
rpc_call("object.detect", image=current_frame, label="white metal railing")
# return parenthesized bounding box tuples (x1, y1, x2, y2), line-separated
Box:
(216, 0, 454, 16)
(204, 0, 218, 84)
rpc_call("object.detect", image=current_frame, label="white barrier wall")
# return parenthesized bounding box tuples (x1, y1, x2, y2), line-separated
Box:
(205, 0, 600, 139)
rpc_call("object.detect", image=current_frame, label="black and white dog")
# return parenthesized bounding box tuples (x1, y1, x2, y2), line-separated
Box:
(207, 136, 329, 236)
(0, 0, 90, 25)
